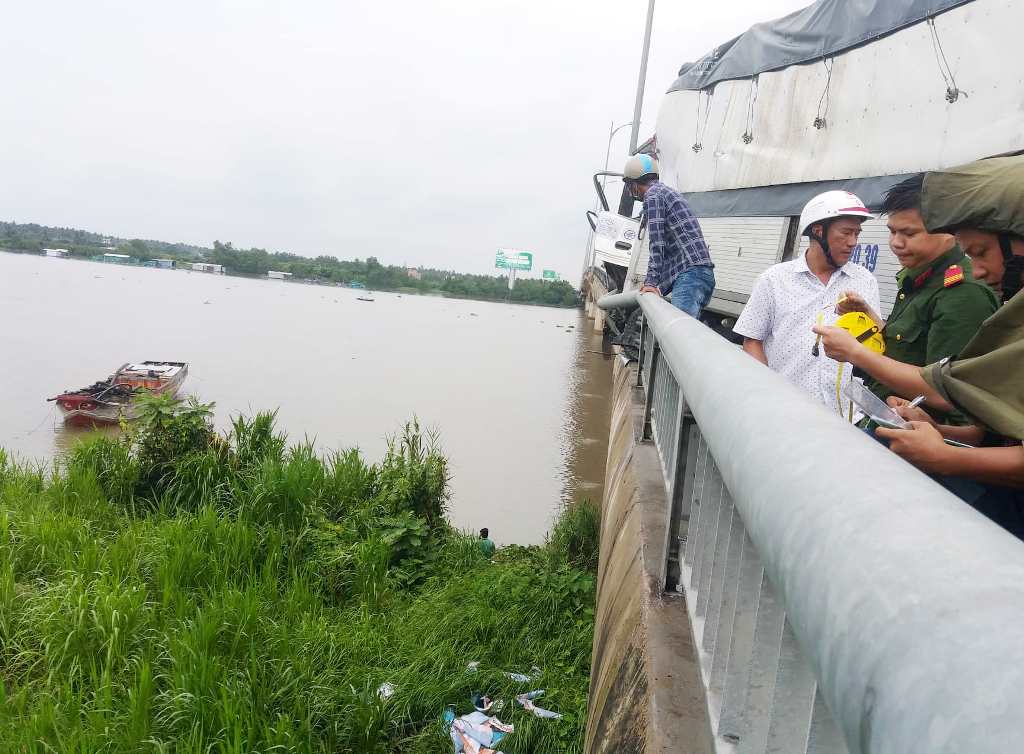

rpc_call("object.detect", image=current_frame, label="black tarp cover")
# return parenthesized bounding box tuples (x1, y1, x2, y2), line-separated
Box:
(670, 0, 974, 92)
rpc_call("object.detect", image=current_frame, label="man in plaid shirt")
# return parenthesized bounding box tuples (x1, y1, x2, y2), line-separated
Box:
(624, 155, 715, 317)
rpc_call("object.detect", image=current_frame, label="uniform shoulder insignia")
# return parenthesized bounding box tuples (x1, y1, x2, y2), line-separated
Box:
(943, 264, 965, 288)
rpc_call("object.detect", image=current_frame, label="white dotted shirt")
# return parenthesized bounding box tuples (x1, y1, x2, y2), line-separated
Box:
(734, 253, 881, 414)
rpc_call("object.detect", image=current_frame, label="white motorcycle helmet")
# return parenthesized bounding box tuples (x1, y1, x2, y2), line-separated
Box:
(623, 154, 660, 182)
(799, 191, 874, 268)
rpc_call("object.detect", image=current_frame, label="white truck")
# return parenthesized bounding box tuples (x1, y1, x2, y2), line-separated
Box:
(587, 0, 1024, 329)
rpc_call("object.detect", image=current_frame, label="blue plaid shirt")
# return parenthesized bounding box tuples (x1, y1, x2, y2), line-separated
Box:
(643, 182, 712, 293)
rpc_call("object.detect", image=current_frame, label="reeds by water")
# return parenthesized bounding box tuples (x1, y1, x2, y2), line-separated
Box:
(0, 408, 597, 753)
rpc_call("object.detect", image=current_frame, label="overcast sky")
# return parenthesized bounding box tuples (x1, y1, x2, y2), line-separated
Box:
(1, 0, 808, 279)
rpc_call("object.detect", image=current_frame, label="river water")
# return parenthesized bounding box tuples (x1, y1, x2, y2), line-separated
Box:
(0, 252, 612, 544)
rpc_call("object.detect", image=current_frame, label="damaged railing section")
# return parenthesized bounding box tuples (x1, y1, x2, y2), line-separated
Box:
(632, 293, 1024, 754)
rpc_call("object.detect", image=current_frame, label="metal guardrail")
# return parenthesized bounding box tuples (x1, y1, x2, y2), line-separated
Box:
(596, 290, 639, 312)
(634, 292, 1024, 754)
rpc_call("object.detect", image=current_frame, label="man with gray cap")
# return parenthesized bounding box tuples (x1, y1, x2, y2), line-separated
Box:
(623, 154, 715, 318)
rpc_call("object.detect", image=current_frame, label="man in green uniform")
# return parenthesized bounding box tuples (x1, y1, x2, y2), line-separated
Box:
(831, 175, 999, 420)
(817, 156, 1024, 536)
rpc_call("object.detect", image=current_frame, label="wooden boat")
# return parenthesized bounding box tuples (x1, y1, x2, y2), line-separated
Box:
(50, 361, 189, 426)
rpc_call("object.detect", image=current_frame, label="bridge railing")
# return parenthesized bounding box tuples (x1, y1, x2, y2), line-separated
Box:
(628, 292, 1024, 754)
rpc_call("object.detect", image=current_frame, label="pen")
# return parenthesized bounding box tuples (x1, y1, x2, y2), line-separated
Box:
(908, 395, 926, 409)
(812, 312, 824, 356)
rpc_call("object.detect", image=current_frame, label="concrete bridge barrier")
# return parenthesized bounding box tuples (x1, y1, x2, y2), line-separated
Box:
(586, 292, 1024, 754)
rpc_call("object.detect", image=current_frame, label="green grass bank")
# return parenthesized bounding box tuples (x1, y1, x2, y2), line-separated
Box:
(0, 396, 599, 753)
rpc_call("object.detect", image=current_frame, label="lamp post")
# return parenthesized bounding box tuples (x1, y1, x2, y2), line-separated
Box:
(628, 0, 656, 154)
(603, 120, 633, 192)
(585, 120, 635, 275)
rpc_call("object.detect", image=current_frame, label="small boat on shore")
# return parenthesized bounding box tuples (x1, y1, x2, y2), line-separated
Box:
(50, 361, 189, 426)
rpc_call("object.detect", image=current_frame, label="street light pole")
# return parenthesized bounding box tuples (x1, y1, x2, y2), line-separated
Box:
(586, 120, 635, 274)
(603, 120, 633, 192)
(628, 0, 656, 155)
(583, 1, 656, 283)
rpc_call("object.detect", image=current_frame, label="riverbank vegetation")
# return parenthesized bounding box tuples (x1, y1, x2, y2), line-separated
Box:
(0, 395, 597, 752)
(0, 223, 578, 307)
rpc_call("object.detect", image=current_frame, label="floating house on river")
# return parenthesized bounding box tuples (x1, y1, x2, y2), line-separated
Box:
(191, 262, 225, 274)
(100, 253, 136, 265)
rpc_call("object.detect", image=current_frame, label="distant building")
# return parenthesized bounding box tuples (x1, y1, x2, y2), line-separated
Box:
(191, 262, 225, 274)
(407, 267, 422, 280)
(102, 253, 133, 265)
(152, 259, 176, 269)
(42, 248, 69, 258)
(267, 270, 292, 280)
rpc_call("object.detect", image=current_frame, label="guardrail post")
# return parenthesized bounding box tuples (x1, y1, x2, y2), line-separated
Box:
(807, 690, 848, 754)
(719, 534, 765, 741)
(641, 340, 659, 442)
(664, 405, 696, 590)
(682, 434, 710, 583)
(708, 503, 746, 718)
(765, 621, 817, 752)
(636, 314, 646, 388)
(737, 573, 785, 754)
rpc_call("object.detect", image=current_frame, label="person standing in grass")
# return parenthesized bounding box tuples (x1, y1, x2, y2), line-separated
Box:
(478, 528, 496, 557)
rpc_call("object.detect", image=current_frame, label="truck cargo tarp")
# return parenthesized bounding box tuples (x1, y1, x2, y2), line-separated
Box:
(670, 0, 973, 92)
(682, 173, 915, 218)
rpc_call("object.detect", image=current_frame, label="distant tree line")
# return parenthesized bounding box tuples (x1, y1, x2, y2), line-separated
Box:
(0, 221, 206, 261)
(0, 222, 577, 307)
(207, 241, 577, 306)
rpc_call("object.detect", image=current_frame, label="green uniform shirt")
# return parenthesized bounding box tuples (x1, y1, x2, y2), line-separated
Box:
(867, 246, 999, 417)
(922, 292, 1024, 440)
(479, 538, 495, 557)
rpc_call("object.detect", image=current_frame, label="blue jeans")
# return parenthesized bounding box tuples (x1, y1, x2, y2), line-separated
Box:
(670, 265, 716, 318)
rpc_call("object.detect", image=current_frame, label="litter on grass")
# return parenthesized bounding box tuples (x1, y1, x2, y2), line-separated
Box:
(504, 665, 542, 683)
(516, 690, 563, 720)
(446, 708, 514, 754)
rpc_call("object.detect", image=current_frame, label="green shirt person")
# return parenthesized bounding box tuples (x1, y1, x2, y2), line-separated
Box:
(478, 528, 495, 557)
(833, 176, 998, 416)
(870, 245, 998, 405)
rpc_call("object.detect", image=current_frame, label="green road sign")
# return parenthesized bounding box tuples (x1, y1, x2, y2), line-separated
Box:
(543, 269, 557, 280)
(495, 249, 533, 271)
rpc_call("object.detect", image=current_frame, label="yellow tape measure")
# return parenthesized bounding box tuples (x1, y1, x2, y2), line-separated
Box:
(834, 312, 885, 354)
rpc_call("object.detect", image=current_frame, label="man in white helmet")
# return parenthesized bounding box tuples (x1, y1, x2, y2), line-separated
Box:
(733, 190, 880, 412)
(623, 154, 716, 318)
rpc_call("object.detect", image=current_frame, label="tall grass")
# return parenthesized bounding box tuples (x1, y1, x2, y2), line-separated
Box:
(0, 408, 596, 753)
(547, 499, 601, 573)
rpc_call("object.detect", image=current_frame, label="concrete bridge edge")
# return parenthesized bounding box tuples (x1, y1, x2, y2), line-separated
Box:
(584, 355, 715, 754)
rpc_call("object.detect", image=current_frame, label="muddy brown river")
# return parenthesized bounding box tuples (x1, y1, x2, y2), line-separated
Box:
(1, 251, 612, 544)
